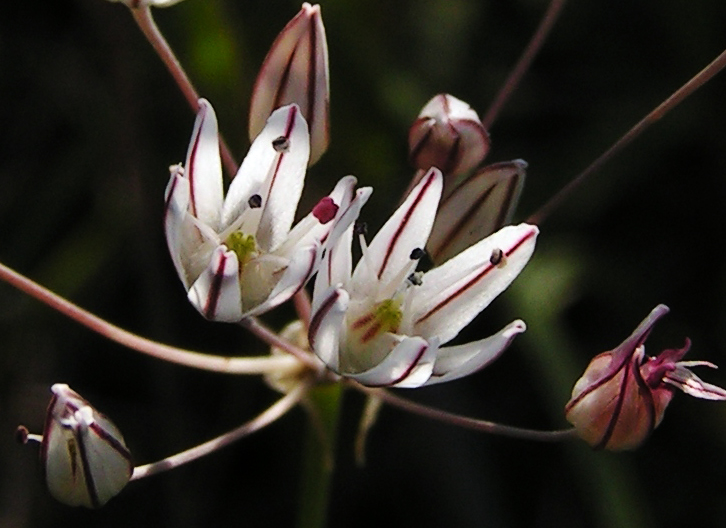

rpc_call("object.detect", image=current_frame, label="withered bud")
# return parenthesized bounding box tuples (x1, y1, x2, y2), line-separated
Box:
(565, 305, 726, 451)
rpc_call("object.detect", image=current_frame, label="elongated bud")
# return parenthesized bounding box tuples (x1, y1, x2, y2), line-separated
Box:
(249, 3, 330, 166)
(565, 305, 726, 451)
(408, 94, 490, 179)
(37, 384, 133, 508)
(426, 160, 526, 264)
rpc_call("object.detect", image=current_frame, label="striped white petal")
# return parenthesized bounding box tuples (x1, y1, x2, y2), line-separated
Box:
(245, 243, 318, 318)
(412, 223, 538, 344)
(308, 287, 349, 371)
(184, 99, 224, 231)
(351, 167, 442, 292)
(41, 384, 132, 509)
(223, 105, 310, 252)
(347, 336, 438, 388)
(187, 246, 243, 322)
(423, 320, 526, 386)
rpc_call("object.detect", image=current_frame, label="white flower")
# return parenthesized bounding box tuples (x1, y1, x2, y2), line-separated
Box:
(165, 99, 370, 322)
(308, 167, 538, 387)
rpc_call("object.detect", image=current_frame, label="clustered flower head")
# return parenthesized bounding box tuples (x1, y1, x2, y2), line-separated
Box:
(14, 0, 726, 515)
(566, 304, 726, 450)
(164, 99, 367, 322)
(308, 167, 538, 387)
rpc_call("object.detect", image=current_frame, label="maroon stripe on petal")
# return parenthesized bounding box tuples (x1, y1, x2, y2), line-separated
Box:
(378, 170, 437, 279)
(416, 228, 536, 325)
(89, 422, 133, 466)
(187, 110, 206, 219)
(204, 253, 229, 320)
(308, 289, 341, 348)
(75, 426, 101, 508)
(306, 13, 318, 130)
(369, 343, 429, 387)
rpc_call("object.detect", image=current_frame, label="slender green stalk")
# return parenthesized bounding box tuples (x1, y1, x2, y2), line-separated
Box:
(296, 383, 343, 528)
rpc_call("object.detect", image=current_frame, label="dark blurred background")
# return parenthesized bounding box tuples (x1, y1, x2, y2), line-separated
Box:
(2, 0, 726, 527)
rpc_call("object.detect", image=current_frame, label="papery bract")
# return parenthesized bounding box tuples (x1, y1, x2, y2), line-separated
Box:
(165, 99, 368, 321)
(565, 304, 726, 450)
(309, 167, 538, 387)
(41, 384, 132, 508)
(249, 3, 330, 166)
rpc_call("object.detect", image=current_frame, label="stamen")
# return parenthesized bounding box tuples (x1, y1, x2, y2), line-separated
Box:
(407, 272, 423, 286)
(410, 247, 426, 260)
(489, 248, 506, 267)
(354, 221, 368, 236)
(15, 425, 42, 445)
(312, 197, 339, 224)
(248, 194, 262, 209)
(272, 136, 290, 152)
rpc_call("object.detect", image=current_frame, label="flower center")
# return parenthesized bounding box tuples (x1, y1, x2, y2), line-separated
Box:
(351, 299, 403, 345)
(225, 232, 259, 267)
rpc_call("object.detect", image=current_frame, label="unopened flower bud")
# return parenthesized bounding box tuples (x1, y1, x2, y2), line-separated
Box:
(249, 3, 330, 166)
(426, 159, 526, 264)
(38, 384, 133, 508)
(408, 94, 490, 178)
(565, 305, 726, 451)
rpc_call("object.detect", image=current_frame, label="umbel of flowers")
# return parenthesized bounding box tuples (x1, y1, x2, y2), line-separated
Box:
(164, 99, 368, 321)
(308, 168, 539, 387)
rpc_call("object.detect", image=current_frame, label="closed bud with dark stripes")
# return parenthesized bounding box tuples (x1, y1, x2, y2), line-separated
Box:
(408, 94, 490, 179)
(40, 384, 132, 508)
(249, 3, 330, 166)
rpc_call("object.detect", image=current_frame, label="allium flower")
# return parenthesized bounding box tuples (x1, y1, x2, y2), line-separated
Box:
(565, 304, 726, 450)
(309, 167, 538, 387)
(249, 3, 330, 166)
(40, 384, 132, 508)
(165, 99, 368, 322)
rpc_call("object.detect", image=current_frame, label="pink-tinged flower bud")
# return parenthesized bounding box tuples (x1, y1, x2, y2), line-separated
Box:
(408, 94, 490, 179)
(565, 305, 726, 451)
(249, 3, 330, 166)
(39, 384, 133, 508)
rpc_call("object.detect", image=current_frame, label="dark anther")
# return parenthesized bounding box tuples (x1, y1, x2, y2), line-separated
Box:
(272, 136, 290, 152)
(354, 221, 368, 236)
(321, 248, 327, 259)
(407, 272, 423, 286)
(489, 248, 504, 266)
(15, 425, 29, 445)
(248, 194, 262, 208)
(410, 247, 426, 260)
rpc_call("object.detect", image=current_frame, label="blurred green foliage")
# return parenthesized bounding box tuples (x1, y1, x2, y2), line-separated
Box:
(2, 0, 726, 527)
